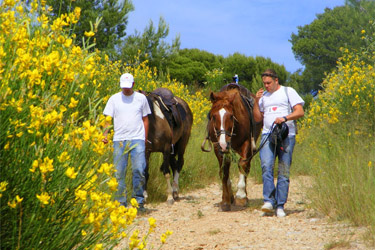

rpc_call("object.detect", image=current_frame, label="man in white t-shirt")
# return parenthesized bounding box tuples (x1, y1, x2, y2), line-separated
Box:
(253, 69, 304, 217)
(102, 73, 151, 213)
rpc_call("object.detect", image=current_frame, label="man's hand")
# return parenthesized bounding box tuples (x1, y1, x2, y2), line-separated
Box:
(102, 137, 108, 144)
(274, 117, 287, 124)
(255, 88, 264, 99)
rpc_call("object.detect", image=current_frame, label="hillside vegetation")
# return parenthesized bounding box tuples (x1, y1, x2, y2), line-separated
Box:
(1, 1, 374, 249)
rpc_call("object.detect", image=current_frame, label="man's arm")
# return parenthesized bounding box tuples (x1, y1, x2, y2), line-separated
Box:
(253, 88, 264, 123)
(102, 116, 112, 144)
(274, 104, 304, 124)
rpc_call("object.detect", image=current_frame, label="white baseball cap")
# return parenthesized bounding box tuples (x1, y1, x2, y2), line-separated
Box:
(120, 73, 134, 88)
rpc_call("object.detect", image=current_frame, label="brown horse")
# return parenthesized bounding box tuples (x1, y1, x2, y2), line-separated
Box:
(144, 88, 193, 204)
(203, 84, 262, 211)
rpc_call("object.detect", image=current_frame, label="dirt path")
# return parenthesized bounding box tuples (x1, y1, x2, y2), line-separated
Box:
(116, 176, 370, 250)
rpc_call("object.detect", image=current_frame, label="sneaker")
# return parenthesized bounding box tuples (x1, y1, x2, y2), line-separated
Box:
(261, 202, 274, 213)
(138, 204, 147, 214)
(276, 207, 286, 217)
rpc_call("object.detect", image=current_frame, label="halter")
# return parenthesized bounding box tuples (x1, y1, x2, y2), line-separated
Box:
(211, 112, 237, 152)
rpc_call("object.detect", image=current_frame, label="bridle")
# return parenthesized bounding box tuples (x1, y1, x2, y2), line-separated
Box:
(211, 110, 237, 152)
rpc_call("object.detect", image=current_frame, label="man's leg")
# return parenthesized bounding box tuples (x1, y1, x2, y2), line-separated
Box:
(275, 136, 296, 209)
(113, 141, 129, 206)
(259, 134, 277, 208)
(129, 139, 147, 207)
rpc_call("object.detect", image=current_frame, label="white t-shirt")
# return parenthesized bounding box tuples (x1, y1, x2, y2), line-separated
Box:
(103, 91, 151, 141)
(259, 86, 304, 135)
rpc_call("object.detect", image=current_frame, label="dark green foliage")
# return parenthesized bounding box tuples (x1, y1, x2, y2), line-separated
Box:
(45, 0, 134, 57)
(167, 56, 207, 85)
(119, 17, 180, 71)
(290, 1, 375, 91)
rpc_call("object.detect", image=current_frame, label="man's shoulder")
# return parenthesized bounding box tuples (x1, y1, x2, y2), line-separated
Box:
(134, 91, 147, 100)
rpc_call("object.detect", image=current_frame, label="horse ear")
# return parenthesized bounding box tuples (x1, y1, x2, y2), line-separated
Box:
(210, 92, 216, 102)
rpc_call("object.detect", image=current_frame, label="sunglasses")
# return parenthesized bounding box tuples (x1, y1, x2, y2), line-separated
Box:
(261, 73, 278, 78)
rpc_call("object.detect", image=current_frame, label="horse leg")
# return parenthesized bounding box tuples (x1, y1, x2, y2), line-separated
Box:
(171, 138, 188, 201)
(169, 152, 179, 201)
(235, 142, 251, 207)
(144, 150, 151, 202)
(221, 154, 233, 211)
(161, 150, 174, 204)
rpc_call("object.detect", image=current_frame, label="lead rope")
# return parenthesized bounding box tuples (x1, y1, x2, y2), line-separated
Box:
(244, 122, 276, 162)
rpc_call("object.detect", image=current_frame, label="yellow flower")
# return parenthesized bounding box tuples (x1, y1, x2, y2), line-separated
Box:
(84, 31, 95, 37)
(75, 189, 87, 201)
(8, 200, 17, 208)
(58, 151, 70, 163)
(368, 161, 372, 168)
(94, 244, 103, 250)
(37, 192, 51, 205)
(16, 195, 23, 203)
(0, 181, 8, 192)
(65, 167, 78, 179)
(130, 198, 138, 208)
(107, 178, 118, 191)
(361, 29, 365, 34)
(68, 97, 79, 108)
(64, 38, 72, 47)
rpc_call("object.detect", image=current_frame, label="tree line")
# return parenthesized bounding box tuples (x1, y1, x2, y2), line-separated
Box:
(39, 0, 375, 94)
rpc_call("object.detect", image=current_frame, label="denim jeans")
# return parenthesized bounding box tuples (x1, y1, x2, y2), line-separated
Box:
(259, 134, 296, 209)
(113, 140, 146, 206)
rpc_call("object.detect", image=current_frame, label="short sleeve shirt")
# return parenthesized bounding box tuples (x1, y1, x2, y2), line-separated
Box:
(259, 86, 304, 135)
(103, 91, 151, 141)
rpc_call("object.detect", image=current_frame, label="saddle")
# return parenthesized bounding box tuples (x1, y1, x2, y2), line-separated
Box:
(149, 88, 186, 129)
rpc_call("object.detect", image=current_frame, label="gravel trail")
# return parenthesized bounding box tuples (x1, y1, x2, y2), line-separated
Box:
(116, 176, 370, 250)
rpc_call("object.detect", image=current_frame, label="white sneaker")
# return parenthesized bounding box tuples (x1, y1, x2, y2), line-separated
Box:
(261, 202, 274, 213)
(276, 207, 286, 217)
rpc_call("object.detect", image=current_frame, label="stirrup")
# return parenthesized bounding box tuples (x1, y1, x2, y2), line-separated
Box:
(171, 144, 174, 154)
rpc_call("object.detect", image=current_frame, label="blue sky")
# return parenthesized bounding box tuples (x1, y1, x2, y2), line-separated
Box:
(126, 0, 346, 73)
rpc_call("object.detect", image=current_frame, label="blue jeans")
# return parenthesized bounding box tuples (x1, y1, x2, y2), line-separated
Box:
(259, 134, 296, 208)
(113, 140, 146, 206)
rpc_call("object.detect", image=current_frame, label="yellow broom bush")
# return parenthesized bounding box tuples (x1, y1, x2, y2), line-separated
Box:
(0, 1, 209, 249)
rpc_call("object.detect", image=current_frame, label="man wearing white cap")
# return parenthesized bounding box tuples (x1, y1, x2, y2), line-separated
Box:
(102, 73, 151, 213)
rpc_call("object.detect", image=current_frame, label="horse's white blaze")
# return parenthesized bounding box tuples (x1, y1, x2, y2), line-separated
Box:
(219, 108, 227, 150)
(236, 174, 247, 199)
(153, 101, 165, 119)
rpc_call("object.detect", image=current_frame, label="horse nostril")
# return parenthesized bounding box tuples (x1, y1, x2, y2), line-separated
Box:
(219, 142, 227, 151)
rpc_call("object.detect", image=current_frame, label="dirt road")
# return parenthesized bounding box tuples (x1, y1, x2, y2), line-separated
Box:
(116, 176, 370, 250)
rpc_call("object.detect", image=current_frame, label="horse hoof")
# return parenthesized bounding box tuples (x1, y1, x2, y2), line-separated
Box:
(220, 204, 231, 212)
(172, 191, 179, 201)
(234, 197, 248, 207)
(167, 199, 175, 205)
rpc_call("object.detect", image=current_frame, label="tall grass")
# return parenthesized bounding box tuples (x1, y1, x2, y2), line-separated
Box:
(143, 124, 219, 203)
(294, 46, 375, 244)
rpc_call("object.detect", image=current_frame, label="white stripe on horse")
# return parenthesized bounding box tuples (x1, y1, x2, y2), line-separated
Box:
(153, 101, 165, 119)
(236, 174, 247, 199)
(219, 108, 227, 151)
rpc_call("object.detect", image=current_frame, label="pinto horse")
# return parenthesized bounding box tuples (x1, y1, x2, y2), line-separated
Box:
(143, 88, 193, 204)
(204, 84, 262, 211)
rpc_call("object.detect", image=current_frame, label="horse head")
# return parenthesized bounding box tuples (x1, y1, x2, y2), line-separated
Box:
(209, 90, 239, 153)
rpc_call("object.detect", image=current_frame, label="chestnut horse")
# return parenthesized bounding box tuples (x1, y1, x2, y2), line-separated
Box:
(144, 88, 193, 204)
(203, 84, 262, 211)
